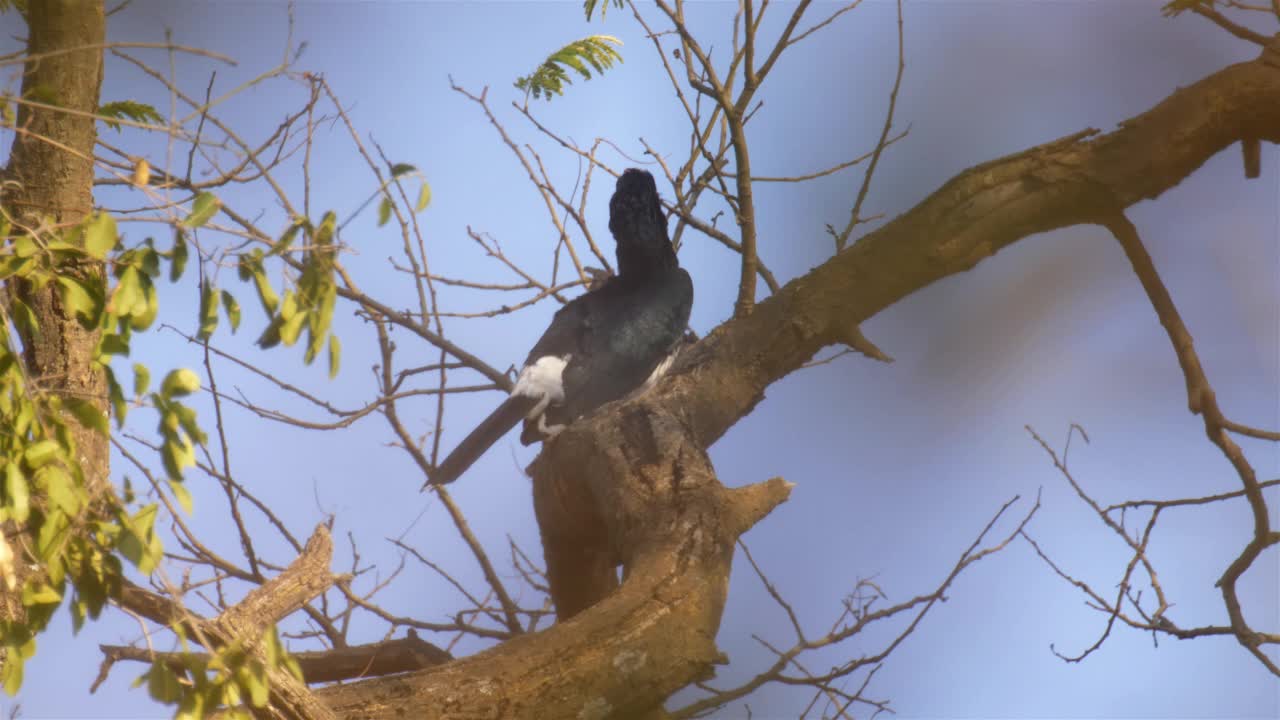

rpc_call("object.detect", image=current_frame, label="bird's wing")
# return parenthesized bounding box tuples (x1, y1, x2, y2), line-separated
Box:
(558, 267, 693, 422)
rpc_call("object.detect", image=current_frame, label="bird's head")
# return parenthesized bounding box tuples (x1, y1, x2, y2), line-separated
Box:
(608, 168, 675, 274)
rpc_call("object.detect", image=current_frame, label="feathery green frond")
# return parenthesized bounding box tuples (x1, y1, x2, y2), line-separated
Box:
(1160, 0, 1213, 16)
(515, 35, 623, 102)
(97, 100, 163, 132)
(583, 0, 624, 21)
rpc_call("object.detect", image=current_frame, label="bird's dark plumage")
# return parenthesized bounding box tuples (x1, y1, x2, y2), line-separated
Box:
(427, 169, 693, 487)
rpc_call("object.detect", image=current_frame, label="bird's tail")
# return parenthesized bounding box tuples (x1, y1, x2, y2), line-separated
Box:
(425, 394, 538, 487)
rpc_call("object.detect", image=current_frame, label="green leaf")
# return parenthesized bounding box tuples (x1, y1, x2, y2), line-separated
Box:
(21, 583, 61, 606)
(55, 276, 103, 328)
(327, 334, 341, 379)
(105, 366, 127, 428)
(249, 264, 279, 316)
(583, 0, 624, 21)
(160, 435, 194, 481)
(111, 266, 142, 318)
(133, 363, 150, 397)
(40, 465, 80, 515)
(5, 464, 29, 523)
(9, 297, 38, 338)
(415, 182, 432, 212)
(282, 655, 304, 683)
(160, 369, 201, 398)
(169, 230, 188, 282)
(267, 222, 301, 257)
(64, 398, 108, 435)
(221, 290, 241, 332)
(137, 242, 161, 277)
(13, 235, 37, 259)
(389, 162, 417, 177)
(70, 595, 86, 634)
(279, 310, 307, 347)
(315, 284, 336, 334)
(13, 396, 34, 438)
(0, 255, 32, 282)
(35, 509, 69, 561)
(129, 274, 159, 331)
(22, 441, 60, 469)
(198, 283, 218, 341)
(13, 633, 36, 661)
(145, 661, 183, 703)
(264, 626, 283, 666)
(377, 196, 393, 227)
(256, 319, 281, 350)
(174, 403, 207, 446)
(304, 330, 322, 366)
(83, 212, 118, 259)
(175, 692, 206, 720)
(220, 681, 243, 709)
(118, 531, 148, 573)
(97, 333, 130, 357)
(279, 291, 298, 322)
(183, 192, 220, 228)
(2, 651, 23, 695)
(241, 663, 270, 707)
(314, 211, 337, 246)
(169, 479, 193, 515)
(279, 307, 308, 345)
(119, 504, 161, 574)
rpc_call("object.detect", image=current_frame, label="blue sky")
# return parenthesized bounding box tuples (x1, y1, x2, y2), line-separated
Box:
(2, 1, 1277, 718)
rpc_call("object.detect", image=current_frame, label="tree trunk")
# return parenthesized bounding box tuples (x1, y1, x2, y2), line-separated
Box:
(0, 0, 107, 649)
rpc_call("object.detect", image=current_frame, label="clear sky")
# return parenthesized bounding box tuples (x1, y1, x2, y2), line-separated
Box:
(2, 1, 1277, 718)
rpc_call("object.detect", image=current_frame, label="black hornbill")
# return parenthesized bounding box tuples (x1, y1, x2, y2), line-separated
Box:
(426, 168, 694, 487)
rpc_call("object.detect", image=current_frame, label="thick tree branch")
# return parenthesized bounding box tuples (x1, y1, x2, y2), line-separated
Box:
(112, 526, 341, 720)
(664, 42, 1280, 451)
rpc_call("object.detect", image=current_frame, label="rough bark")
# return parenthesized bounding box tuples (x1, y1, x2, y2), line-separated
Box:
(317, 411, 790, 719)
(113, 527, 341, 720)
(307, 38, 1280, 719)
(209, 526, 340, 720)
(0, 0, 107, 654)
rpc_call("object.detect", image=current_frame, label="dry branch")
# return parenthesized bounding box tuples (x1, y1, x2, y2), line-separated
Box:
(109, 526, 341, 720)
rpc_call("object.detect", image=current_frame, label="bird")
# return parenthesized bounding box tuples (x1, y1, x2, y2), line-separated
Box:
(425, 168, 694, 487)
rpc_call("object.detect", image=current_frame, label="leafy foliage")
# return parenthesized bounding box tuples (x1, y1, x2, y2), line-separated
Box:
(1160, 0, 1213, 16)
(515, 35, 623, 102)
(0, 211, 200, 693)
(243, 213, 342, 377)
(583, 0, 624, 21)
(183, 192, 221, 228)
(0, 190, 330, 707)
(134, 625, 301, 720)
(1, 65, 439, 710)
(97, 100, 163, 132)
(376, 163, 431, 228)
